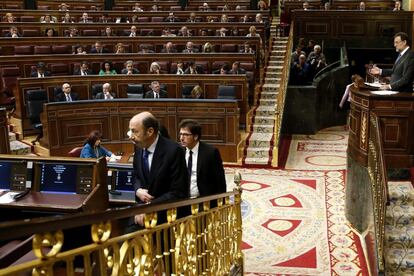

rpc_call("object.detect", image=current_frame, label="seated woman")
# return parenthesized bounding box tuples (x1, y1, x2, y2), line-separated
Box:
(99, 61, 117, 75)
(80, 130, 114, 159)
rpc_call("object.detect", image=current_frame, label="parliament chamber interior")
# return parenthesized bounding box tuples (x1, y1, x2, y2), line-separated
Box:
(0, 0, 413, 275)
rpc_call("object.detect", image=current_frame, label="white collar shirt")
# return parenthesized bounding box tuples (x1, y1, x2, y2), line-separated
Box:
(186, 142, 199, 197)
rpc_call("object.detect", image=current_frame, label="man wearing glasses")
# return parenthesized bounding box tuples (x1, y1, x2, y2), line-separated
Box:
(127, 112, 188, 227)
(178, 119, 226, 198)
(370, 32, 414, 92)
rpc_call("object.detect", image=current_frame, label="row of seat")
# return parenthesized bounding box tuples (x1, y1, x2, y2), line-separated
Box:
(24, 84, 237, 143)
(11, 43, 250, 55)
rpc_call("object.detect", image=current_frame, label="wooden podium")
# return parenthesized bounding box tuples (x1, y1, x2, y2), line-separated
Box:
(348, 87, 414, 168)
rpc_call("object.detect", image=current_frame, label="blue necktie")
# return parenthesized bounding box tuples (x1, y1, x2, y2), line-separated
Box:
(187, 150, 193, 184)
(395, 53, 402, 64)
(142, 149, 150, 180)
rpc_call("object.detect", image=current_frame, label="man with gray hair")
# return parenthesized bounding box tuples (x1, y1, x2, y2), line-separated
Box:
(95, 83, 116, 99)
(307, 44, 326, 77)
(144, 81, 168, 98)
(121, 60, 140, 75)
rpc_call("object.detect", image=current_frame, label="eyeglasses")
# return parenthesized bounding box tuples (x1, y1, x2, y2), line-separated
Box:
(394, 40, 404, 45)
(179, 133, 193, 137)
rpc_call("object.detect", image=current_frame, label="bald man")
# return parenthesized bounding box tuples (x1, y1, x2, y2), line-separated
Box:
(128, 112, 188, 226)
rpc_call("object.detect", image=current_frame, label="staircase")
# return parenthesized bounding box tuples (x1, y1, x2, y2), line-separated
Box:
(385, 180, 414, 275)
(243, 17, 289, 165)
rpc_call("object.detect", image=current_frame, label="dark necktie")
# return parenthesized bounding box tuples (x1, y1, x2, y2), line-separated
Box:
(187, 150, 193, 184)
(395, 53, 402, 64)
(142, 149, 150, 180)
(154, 93, 158, 99)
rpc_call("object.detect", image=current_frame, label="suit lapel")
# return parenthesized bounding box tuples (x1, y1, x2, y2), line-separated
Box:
(135, 147, 147, 187)
(196, 142, 204, 186)
(148, 136, 164, 185)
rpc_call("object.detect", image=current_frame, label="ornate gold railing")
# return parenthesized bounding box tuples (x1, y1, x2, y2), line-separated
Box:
(367, 114, 388, 273)
(271, 22, 293, 167)
(0, 173, 244, 275)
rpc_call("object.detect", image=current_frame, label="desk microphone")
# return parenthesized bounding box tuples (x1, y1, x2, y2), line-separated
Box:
(13, 189, 30, 201)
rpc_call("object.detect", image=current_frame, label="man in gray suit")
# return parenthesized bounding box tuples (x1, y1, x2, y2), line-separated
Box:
(370, 32, 414, 92)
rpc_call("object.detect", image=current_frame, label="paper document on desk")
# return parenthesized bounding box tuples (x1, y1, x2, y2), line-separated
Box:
(108, 155, 122, 162)
(365, 82, 382, 88)
(0, 192, 20, 203)
(371, 91, 399, 95)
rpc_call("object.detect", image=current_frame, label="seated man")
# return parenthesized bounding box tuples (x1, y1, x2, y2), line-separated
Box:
(138, 45, 155, 54)
(121, 60, 140, 75)
(239, 42, 255, 54)
(165, 12, 180, 22)
(55, 83, 79, 102)
(161, 42, 177, 53)
(184, 61, 204, 74)
(290, 54, 310, 85)
(307, 44, 326, 77)
(90, 41, 110, 54)
(79, 12, 91, 23)
(4, 26, 21, 38)
(182, 41, 199, 53)
(95, 83, 116, 99)
(126, 25, 137, 37)
(228, 61, 246, 75)
(144, 81, 168, 98)
(30, 62, 51, 78)
(74, 61, 93, 76)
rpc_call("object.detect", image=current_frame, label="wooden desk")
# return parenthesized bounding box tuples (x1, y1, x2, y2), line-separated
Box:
(348, 88, 414, 168)
(16, 75, 249, 134)
(41, 99, 241, 162)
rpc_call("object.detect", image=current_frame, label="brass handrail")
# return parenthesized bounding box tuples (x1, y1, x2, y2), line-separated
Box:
(367, 113, 388, 273)
(271, 22, 293, 167)
(0, 173, 244, 275)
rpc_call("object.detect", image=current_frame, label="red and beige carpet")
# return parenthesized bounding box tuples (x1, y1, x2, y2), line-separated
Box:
(226, 126, 369, 275)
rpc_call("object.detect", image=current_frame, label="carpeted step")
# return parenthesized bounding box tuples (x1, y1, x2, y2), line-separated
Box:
(260, 92, 278, 99)
(388, 181, 414, 206)
(262, 83, 280, 92)
(245, 133, 274, 147)
(245, 147, 272, 159)
(266, 71, 282, 77)
(264, 77, 281, 83)
(254, 116, 275, 125)
(254, 106, 276, 117)
(243, 156, 270, 165)
(385, 225, 414, 248)
(268, 60, 284, 66)
(385, 247, 414, 275)
(386, 204, 414, 227)
(251, 124, 274, 133)
(259, 98, 277, 106)
(271, 50, 286, 55)
(9, 140, 32, 155)
(267, 66, 283, 73)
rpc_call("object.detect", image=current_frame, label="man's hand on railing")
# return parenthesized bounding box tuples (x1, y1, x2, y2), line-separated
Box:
(136, 188, 154, 203)
(134, 214, 145, 226)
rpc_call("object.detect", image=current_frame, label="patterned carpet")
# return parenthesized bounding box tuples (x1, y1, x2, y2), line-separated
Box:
(225, 126, 368, 275)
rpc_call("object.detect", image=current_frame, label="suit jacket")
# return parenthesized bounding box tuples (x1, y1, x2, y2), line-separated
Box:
(182, 48, 199, 53)
(193, 142, 226, 196)
(121, 68, 140, 74)
(184, 66, 204, 74)
(30, 71, 51, 78)
(90, 47, 110, 54)
(55, 92, 79, 102)
(133, 135, 189, 204)
(73, 69, 93, 76)
(228, 68, 246, 75)
(95, 92, 116, 99)
(144, 90, 168, 98)
(382, 49, 414, 92)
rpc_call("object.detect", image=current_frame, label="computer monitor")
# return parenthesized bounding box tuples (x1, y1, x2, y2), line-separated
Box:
(38, 162, 94, 194)
(0, 160, 30, 191)
(114, 169, 135, 192)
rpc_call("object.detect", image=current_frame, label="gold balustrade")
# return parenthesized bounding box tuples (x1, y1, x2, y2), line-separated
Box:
(271, 23, 293, 167)
(367, 114, 388, 273)
(0, 173, 244, 276)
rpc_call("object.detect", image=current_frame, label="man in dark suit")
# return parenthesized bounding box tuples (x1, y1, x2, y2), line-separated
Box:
(90, 41, 110, 54)
(178, 119, 226, 197)
(73, 61, 93, 76)
(55, 83, 79, 102)
(30, 62, 51, 78)
(121, 60, 140, 75)
(128, 112, 188, 226)
(144, 81, 168, 98)
(228, 61, 246, 75)
(95, 83, 116, 99)
(370, 32, 414, 92)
